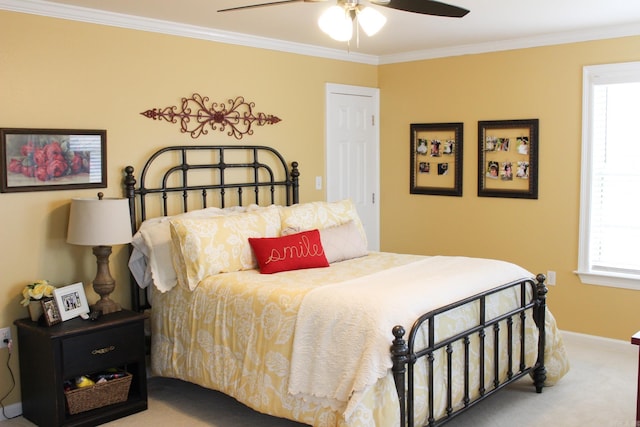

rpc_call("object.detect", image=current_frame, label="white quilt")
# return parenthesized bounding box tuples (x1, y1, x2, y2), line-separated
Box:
(288, 255, 534, 419)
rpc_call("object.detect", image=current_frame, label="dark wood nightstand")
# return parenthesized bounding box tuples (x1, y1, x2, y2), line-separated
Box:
(14, 310, 147, 427)
(632, 331, 640, 425)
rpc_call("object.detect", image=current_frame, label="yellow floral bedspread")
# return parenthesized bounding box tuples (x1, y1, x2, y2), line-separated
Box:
(150, 252, 569, 427)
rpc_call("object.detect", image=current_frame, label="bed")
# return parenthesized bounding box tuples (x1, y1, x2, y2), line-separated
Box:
(124, 145, 569, 427)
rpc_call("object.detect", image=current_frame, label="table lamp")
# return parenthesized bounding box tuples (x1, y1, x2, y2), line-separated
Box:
(66, 192, 132, 314)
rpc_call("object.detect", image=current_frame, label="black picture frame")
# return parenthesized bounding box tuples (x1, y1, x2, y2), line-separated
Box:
(0, 128, 107, 193)
(41, 297, 62, 326)
(410, 122, 463, 196)
(477, 119, 538, 199)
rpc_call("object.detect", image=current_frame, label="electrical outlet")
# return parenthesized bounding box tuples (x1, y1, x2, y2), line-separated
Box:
(547, 271, 556, 286)
(0, 327, 11, 349)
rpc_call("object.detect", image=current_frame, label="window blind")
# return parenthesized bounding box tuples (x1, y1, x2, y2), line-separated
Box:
(588, 83, 640, 275)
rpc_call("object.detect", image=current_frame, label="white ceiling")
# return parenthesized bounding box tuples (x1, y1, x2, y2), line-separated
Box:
(4, 0, 640, 64)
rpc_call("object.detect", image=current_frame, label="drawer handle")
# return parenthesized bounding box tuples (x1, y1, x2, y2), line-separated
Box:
(92, 345, 115, 355)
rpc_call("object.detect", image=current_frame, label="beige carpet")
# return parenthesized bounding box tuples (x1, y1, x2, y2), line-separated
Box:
(2, 331, 637, 427)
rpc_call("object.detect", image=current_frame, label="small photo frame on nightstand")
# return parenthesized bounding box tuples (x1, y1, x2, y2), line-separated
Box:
(41, 297, 62, 326)
(53, 282, 90, 321)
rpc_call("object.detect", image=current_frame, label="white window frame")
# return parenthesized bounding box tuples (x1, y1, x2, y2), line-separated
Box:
(577, 61, 640, 290)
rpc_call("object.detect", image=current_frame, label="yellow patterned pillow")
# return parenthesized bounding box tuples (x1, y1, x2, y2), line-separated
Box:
(170, 206, 282, 290)
(280, 199, 367, 244)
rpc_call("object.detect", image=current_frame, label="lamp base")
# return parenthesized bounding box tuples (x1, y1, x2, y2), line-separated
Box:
(92, 297, 121, 315)
(92, 245, 122, 315)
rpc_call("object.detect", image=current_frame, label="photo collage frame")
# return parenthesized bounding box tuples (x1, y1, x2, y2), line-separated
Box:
(409, 119, 538, 199)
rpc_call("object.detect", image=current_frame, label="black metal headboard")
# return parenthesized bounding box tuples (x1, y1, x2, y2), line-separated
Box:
(123, 145, 299, 311)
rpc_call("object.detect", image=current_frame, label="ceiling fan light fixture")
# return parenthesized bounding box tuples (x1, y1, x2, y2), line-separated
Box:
(356, 6, 386, 37)
(318, 5, 354, 41)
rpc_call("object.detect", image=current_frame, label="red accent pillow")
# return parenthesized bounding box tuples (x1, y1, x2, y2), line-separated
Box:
(249, 229, 329, 274)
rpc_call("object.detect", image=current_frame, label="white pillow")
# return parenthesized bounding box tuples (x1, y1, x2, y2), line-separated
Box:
(128, 205, 253, 293)
(319, 221, 368, 263)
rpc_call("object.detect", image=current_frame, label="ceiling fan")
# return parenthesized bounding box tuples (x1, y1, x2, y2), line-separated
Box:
(218, 0, 469, 43)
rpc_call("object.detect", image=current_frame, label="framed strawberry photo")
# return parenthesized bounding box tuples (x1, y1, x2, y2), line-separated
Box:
(0, 128, 106, 193)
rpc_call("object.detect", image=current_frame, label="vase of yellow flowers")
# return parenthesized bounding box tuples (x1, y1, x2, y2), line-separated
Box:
(21, 280, 56, 321)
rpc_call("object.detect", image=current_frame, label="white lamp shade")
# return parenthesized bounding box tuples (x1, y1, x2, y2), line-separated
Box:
(318, 5, 354, 42)
(357, 7, 386, 37)
(67, 198, 132, 246)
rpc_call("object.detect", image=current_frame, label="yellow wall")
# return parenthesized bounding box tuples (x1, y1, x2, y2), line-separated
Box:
(378, 36, 640, 344)
(0, 10, 377, 406)
(1, 7, 640, 410)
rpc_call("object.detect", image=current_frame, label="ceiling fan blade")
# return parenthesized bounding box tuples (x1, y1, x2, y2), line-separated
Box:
(373, 0, 469, 18)
(218, 0, 324, 13)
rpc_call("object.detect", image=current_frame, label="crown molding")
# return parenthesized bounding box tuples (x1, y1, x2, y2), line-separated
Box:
(2, 0, 640, 66)
(379, 22, 640, 64)
(0, 0, 380, 65)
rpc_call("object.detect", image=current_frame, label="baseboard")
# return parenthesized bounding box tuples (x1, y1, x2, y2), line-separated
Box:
(0, 401, 22, 421)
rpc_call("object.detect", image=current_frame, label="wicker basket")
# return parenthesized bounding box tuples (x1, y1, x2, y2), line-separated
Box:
(65, 373, 132, 415)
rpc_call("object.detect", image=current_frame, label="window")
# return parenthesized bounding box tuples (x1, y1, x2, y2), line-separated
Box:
(577, 62, 640, 289)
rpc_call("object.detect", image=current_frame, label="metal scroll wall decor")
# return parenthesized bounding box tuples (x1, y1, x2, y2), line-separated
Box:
(140, 93, 281, 139)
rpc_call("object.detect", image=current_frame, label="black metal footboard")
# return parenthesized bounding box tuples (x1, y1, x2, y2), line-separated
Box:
(391, 273, 547, 427)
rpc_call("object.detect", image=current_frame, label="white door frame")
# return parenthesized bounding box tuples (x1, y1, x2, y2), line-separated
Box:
(325, 83, 380, 250)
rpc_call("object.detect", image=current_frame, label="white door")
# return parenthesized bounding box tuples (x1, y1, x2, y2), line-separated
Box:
(325, 83, 380, 250)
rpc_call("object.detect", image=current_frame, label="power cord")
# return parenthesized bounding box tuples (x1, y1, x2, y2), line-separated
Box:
(0, 338, 19, 420)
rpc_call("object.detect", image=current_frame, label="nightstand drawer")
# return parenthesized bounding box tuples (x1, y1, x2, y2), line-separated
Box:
(62, 323, 143, 377)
